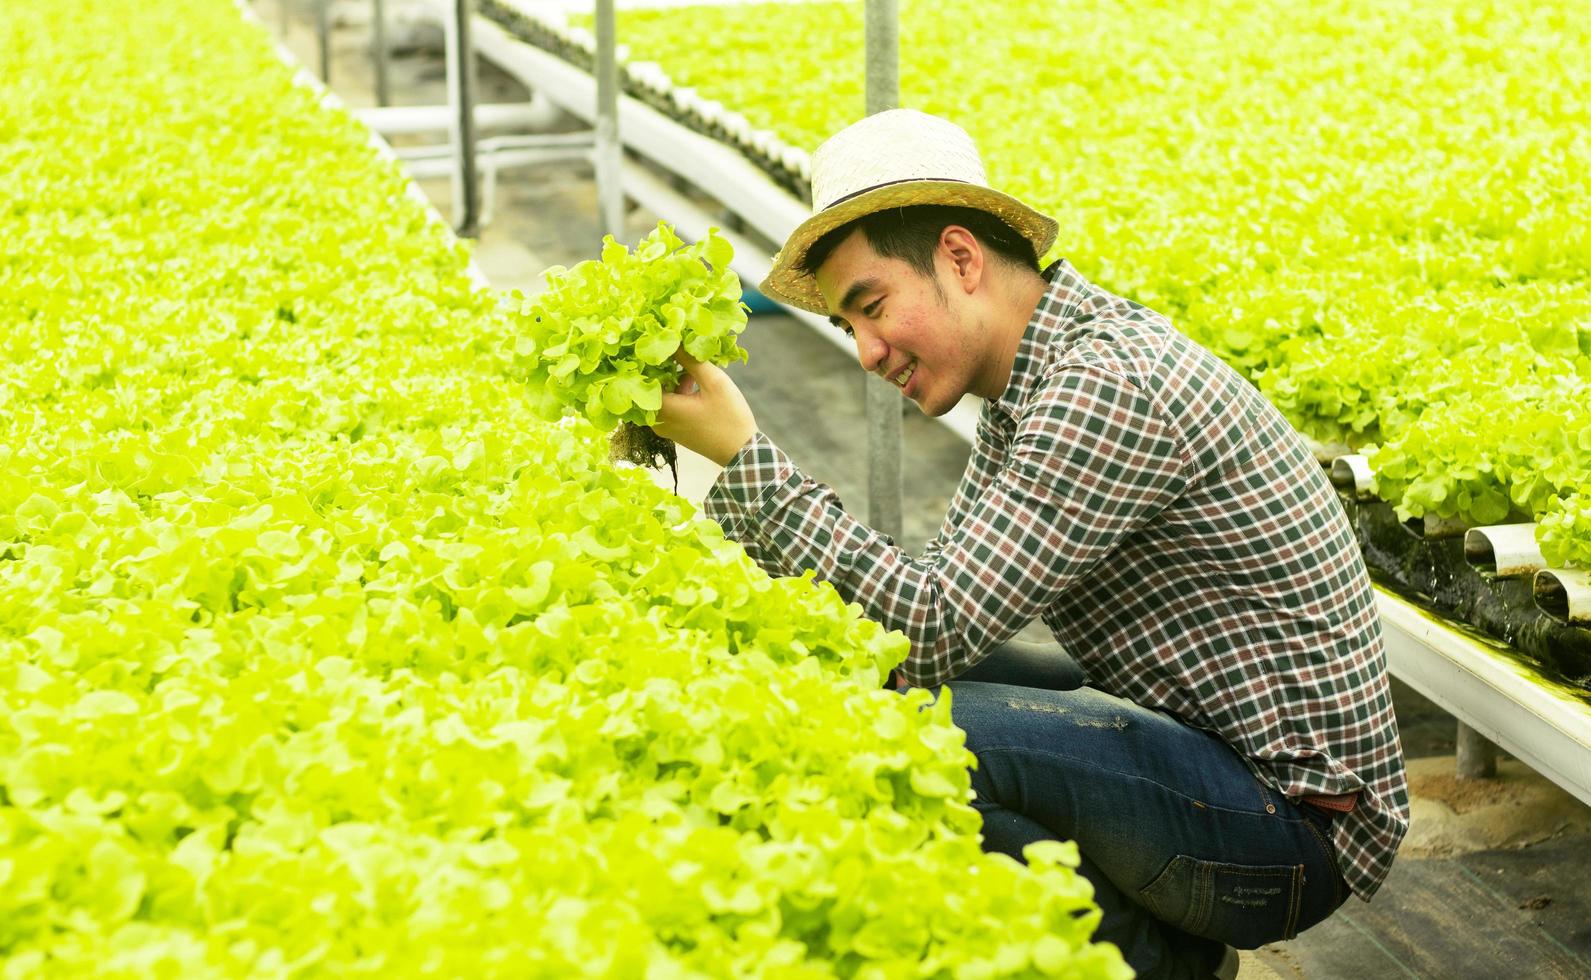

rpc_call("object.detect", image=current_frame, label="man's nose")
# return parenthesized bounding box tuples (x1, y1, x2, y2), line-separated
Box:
(854, 328, 887, 374)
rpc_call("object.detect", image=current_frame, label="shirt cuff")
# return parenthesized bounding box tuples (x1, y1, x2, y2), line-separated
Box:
(702, 431, 796, 539)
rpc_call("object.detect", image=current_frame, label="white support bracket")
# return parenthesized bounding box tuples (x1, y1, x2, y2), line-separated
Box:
(1378, 588, 1591, 808)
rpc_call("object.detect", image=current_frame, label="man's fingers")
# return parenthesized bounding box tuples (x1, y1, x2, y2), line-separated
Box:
(656, 387, 702, 426)
(657, 390, 688, 419)
(695, 361, 729, 393)
(673, 348, 721, 391)
(654, 350, 757, 467)
(670, 348, 700, 394)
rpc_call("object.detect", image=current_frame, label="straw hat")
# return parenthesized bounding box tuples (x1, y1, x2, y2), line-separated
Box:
(759, 109, 1058, 314)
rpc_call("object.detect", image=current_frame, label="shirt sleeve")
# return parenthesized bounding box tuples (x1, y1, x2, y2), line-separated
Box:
(703, 364, 1190, 687)
(700, 432, 807, 576)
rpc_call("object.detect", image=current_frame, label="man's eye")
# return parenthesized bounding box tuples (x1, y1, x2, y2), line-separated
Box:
(862, 300, 882, 318)
(841, 323, 855, 338)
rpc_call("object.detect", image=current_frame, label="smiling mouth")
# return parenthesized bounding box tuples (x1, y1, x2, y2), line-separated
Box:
(891, 361, 915, 389)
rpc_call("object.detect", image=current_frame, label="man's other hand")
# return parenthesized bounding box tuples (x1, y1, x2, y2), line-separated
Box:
(654, 351, 757, 468)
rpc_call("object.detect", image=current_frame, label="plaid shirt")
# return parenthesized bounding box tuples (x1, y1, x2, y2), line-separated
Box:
(704, 259, 1409, 901)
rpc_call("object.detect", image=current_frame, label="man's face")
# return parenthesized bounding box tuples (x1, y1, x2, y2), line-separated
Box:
(814, 229, 987, 418)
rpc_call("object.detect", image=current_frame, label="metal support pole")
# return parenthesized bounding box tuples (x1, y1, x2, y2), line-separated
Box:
(447, 0, 481, 238)
(372, 0, 390, 107)
(593, 0, 625, 239)
(863, 0, 903, 540)
(316, 0, 331, 82)
(1456, 721, 1499, 779)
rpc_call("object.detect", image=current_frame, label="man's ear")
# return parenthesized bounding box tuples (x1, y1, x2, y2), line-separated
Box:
(938, 224, 984, 296)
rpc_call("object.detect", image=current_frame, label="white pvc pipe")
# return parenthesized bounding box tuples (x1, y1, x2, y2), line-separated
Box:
(1533, 567, 1591, 625)
(1463, 523, 1546, 578)
(356, 102, 556, 135)
(1329, 453, 1376, 500)
(394, 132, 593, 160)
(402, 145, 591, 177)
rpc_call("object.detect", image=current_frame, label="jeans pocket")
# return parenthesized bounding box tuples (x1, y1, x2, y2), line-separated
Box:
(1137, 854, 1305, 949)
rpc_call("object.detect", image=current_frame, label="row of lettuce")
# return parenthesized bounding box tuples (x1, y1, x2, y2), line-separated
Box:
(0, 1, 1126, 975)
(576, 0, 1591, 564)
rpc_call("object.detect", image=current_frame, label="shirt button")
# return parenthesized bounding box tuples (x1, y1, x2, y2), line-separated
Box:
(1266, 804, 1277, 814)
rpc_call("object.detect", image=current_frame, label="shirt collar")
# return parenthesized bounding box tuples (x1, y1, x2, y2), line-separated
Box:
(989, 259, 1092, 423)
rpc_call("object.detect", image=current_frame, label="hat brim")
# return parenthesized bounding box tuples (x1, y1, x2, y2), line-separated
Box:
(759, 180, 1059, 314)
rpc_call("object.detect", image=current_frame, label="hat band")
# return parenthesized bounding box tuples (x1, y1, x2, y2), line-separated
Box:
(821, 176, 974, 211)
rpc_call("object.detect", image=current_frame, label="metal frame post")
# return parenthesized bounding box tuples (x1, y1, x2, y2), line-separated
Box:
(593, 0, 625, 239)
(1456, 721, 1499, 779)
(447, 0, 481, 238)
(372, 0, 390, 107)
(316, 0, 331, 81)
(864, 0, 903, 540)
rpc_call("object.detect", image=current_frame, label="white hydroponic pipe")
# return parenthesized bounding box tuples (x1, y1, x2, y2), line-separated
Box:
(1463, 523, 1547, 578)
(1534, 567, 1591, 625)
(356, 102, 556, 135)
(1378, 587, 1591, 808)
(1329, 453, 1376, 500)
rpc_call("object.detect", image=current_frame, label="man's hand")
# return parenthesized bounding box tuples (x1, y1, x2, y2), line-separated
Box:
(654, 351, 757, 468)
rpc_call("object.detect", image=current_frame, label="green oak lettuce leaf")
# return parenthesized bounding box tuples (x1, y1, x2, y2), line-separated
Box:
(1540, 491, 1591, 568)
(509, 222, 749, 431)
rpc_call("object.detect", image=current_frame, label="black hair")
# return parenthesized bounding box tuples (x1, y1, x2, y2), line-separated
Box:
(797, 204, 1039, 280)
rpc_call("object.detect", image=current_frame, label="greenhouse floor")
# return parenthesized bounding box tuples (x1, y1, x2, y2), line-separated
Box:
(276, 5, 1591, 976)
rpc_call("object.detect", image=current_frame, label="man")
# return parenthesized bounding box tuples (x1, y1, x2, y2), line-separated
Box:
(654, 109, 1408, 979)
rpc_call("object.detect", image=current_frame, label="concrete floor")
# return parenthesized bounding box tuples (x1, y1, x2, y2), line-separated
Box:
(266, 4, 1591, 976)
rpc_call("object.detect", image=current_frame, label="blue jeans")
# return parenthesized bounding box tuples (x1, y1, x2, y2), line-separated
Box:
(922, 647, 1349, 978)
